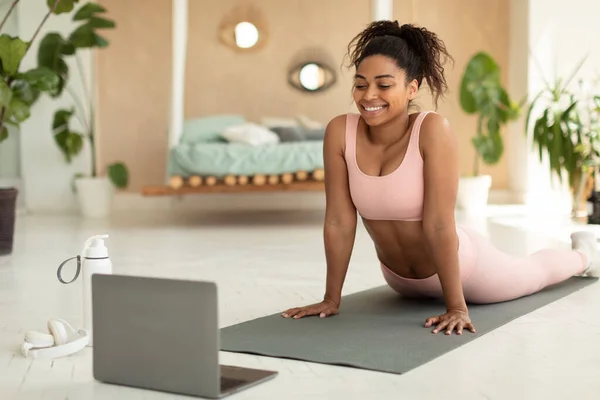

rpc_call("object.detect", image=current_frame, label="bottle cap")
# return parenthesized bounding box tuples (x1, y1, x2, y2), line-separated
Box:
(82, 234, 109, 258)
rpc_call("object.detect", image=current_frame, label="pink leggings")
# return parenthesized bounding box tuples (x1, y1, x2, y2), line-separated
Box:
(380, 224, 587, 304)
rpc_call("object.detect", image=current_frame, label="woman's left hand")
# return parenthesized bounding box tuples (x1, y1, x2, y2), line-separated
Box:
(425, 310, 476, 335)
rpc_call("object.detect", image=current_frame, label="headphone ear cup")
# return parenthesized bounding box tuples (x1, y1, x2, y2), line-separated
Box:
(24, 330, 55, 348)
(48, 319, 70, 346)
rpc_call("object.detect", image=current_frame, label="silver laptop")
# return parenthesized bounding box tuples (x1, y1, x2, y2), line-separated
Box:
(91, 274, 278, 398)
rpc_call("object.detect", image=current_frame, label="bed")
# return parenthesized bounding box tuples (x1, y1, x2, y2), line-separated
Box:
(142, 114, 326, 195)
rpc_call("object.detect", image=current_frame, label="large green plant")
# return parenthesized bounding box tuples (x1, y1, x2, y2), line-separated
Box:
(526, 58, 600, 213)
(37, 0, 128, 189)
(459, 52, 522, 176)
(0, 0, 63, 145)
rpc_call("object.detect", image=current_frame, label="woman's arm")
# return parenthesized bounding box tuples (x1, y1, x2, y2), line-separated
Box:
(419, 113, 467, 314)
(281, 115, 357, 319)
(322, 115, 358, 306)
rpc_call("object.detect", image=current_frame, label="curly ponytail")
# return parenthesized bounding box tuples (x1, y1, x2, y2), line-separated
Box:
(345, 20, 453, 108)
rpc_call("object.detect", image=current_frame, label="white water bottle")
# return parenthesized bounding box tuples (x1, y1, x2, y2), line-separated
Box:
(57, 234, 112, 347)
(81, 235, 112, 346)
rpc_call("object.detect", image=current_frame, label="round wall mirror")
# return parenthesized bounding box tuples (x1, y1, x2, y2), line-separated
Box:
(288, 61, 336, 93)
(218, 5, 267, 52)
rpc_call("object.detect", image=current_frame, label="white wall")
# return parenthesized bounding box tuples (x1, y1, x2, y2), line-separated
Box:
(17, 1, 93, 213)
(507, 0, 600, 212)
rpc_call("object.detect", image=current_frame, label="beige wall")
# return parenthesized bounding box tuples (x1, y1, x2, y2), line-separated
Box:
(96, 0, 172, 192)
(184, 0, 368, 124)
(394, 0, 510, 188)
(96, 0, 509, 192)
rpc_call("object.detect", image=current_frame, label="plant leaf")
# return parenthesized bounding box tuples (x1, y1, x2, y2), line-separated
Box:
(52, 108, 74, 133)
(69, 24, 109, 48)
(533, 110, 547, 161)
(11, 80, 40, 106)
(54, 130, 84, 163)
(459, 52, 500, 114)
(7, 97, 30, 123)
(0, 79, 13, 107)
(52, 108, 84, 163)
(19, 67, 61, 93)
(0, 126, 7, 142)
(0, 34, 29, 77)
(48, 0, 80, 15)
(525, 90, 546, 136)
(69, 5, 115, 49)
(108, 162, 129, 188)
(86, 17, 115, 29)
(37, 33, 72, 97)
(73, 3, 107, 20)
(551, 115, 564, 182)
(472, 130, 503, 165)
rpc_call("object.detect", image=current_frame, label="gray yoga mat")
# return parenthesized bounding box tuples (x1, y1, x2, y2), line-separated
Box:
(221, 277, 597, 374)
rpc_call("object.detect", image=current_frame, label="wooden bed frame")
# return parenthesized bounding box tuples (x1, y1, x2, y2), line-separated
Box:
(141, 169, 325, 196)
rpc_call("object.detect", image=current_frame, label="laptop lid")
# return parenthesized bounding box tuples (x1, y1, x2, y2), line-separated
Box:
(92, 274, 221, 398)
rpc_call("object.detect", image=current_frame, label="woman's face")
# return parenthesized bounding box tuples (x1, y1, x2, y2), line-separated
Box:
(352, 55, 418, 126)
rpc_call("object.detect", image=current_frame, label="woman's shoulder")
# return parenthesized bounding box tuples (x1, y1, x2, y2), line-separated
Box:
(326, 113, 359, 129)
(417, 111, 455, 151)
(417, 111, 451, 133)
(324, 113, 355, 138)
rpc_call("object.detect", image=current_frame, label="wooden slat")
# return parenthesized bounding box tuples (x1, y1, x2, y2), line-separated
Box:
(141, 180, 324, 196)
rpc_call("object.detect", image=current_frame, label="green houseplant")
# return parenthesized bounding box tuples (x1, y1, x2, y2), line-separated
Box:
(0, 0, 65, 254)
(37, 1, 129, 217)
(457, 51, 522, 212)
(526, 58, 600, 217)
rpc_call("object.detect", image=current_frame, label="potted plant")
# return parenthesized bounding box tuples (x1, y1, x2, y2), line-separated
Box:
(37, 1, 128, 218)
(0, 0, 66, 255)
(526, 58, 600, 218)
(458, 52, 522, 213)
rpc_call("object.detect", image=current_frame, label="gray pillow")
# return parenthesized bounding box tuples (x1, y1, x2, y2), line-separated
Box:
(304, 128, 325, 141)
(270, 126, 306, 142)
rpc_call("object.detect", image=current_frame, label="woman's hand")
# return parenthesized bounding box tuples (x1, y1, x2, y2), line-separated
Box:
(281, 299, 339, 319)
(425, 309, 476, 335)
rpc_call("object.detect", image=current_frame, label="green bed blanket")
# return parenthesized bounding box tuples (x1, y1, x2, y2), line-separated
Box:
(167, 141, 324, 177)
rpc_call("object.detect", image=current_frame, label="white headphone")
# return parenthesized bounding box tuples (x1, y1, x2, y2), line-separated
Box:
(21, 319, 89, 359)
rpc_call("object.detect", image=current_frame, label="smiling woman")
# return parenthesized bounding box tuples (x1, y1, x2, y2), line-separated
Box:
(347, 21, 452, 125)
(282, 20, 599, 337)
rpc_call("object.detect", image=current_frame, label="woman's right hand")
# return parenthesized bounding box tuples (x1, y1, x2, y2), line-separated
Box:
(281, 299, 339, 319)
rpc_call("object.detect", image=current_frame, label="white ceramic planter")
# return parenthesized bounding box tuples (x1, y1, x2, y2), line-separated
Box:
(457, 174, 492, 214)
(74, 177, 113, 218)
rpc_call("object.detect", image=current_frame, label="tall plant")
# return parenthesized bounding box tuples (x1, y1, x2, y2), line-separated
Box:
(526, 57, 600, 215)
(459, 52, 523, 176)
(37, 0, 128, 188)
(0, 0, 62, 145)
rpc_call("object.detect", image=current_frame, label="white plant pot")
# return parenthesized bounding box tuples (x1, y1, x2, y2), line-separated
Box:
(457, 174, 492, 214)
(75, 177, 114, 218)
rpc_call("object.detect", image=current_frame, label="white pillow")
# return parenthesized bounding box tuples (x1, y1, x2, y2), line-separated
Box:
(221, 123, 280, 146)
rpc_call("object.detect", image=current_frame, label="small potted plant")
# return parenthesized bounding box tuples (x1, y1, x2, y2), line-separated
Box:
(526, 58, 600, 218)
(458, 51, 522, 213)
(37, 1, 128, 218)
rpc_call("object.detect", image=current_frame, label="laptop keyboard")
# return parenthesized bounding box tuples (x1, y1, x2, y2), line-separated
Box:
(221, 377, 247, 392)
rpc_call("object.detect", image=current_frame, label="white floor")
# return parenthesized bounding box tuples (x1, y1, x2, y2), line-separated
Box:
(1, 205, 600, 399)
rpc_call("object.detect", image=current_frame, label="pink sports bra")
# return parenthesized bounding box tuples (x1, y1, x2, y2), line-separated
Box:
(345, 112, 430, 221)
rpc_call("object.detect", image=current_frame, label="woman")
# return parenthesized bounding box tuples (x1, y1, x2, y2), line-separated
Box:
(281, 20, 598, 335)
